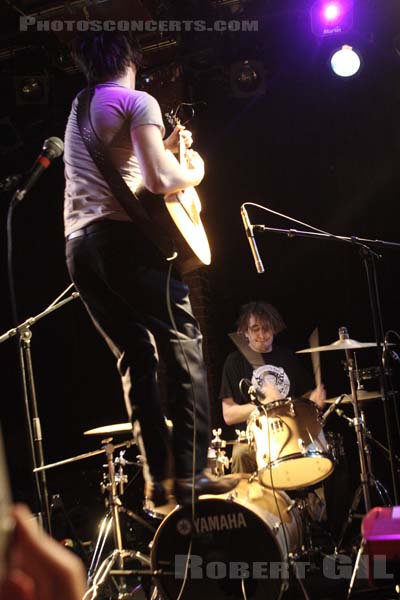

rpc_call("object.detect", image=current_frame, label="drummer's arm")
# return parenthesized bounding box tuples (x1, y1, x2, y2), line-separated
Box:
(222, 397, 255, 426)
(304, 384, 326, 409)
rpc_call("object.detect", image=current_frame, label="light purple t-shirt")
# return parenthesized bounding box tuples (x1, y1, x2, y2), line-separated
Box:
(63, 83, 165, 236)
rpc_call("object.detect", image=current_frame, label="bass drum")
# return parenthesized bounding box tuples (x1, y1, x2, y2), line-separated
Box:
(151, 478, 302, 600)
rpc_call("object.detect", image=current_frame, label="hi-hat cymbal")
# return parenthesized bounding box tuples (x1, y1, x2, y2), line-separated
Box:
(84, 423, 132, 436)
(325, 390, 381, 404)
(297, 338, 378, 354)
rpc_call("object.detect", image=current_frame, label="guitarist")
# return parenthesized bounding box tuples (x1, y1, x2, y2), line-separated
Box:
(64, 31, 239, 507)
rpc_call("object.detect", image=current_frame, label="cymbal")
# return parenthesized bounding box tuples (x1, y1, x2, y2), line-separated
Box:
(325, 390, 381, 404)
(297, 338, 378, 354)
(84, 423, 132, 436)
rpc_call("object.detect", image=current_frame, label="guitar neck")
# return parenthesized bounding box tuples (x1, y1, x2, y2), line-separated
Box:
(179, 131, 187, 168)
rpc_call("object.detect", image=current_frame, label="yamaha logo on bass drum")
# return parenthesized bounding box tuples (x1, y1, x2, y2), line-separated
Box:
(176, 512, 248, 536)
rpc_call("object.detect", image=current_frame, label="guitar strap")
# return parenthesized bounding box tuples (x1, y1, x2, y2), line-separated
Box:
(76, 86, 173, 260)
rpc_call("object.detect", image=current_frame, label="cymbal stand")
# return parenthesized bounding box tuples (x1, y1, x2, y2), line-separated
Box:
(86, 438, 156, 600)
(335, 410, 392, 512)
(342, 326, 372, 510)
(339, 327, 389, 597)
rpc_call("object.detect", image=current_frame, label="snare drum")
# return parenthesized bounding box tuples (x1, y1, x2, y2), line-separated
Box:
(247, 397, 334, 490)
(151, 478, 302, 600)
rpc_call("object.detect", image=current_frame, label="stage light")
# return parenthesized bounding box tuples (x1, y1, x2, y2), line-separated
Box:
(311, 0, 353, 37)
(230, 60, 266, 98)
(330, 45, 361, 77)
(324, 3, 340, 21)
(15, 75, 49, 104)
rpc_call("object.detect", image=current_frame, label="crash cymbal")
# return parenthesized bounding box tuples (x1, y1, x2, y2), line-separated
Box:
(84, 423, 132, 436)
(325, 390, 381, 404)
(84, 418, 174, 436)
(297, 338, 378, 353)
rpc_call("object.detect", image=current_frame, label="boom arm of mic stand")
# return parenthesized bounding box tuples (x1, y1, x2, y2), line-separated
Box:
(0, 291, 80, 344)
(252, 225, 400, 251)
(0, 286, 80, 533)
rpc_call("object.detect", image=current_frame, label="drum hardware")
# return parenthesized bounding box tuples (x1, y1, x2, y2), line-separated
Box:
(34, 438, 156, 599)
(325, 328, 393, 562)
(234, 428, 247, 443)
(208, 428, 230, 477)
(324, 431, 345, 464)
(288, 399, 296, 417)
(321, 394, 347, 425)
(86, 438, 157, 599)
(298, 438, 306, 453)
(84, 419, 174, 437)
(324, 390, 381, 404)
(33, 438, 136, 473)
(84, 423, 133, 436)
(292, 493, 315, 555)
(351, 365, 391, 382)
(334, 410, 392, 509)
(339, 328, 371, 510)
(296, 337, 381, 353)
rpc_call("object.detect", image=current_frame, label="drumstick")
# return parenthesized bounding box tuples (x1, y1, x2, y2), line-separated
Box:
(309, 327, 322, 387)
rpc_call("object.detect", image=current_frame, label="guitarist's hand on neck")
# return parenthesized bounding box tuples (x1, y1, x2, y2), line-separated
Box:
(132, 125, 204, 195)
(164, 125, 193, 155)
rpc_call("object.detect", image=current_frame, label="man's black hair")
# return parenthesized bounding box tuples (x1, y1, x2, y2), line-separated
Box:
(71, 32, 143, 83)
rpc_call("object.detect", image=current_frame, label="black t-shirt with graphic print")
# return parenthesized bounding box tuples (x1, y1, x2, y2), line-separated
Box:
(219, 346, 314, 410)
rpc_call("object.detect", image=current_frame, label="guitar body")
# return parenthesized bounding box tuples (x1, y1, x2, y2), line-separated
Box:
(134, 183, 211, 275)
(135, 118, 211, 274)
(165, 186, 211, 264)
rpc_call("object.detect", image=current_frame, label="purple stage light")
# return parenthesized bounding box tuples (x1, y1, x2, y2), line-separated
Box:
(323, 3, 340, 22)
(311, 0, 353, 36)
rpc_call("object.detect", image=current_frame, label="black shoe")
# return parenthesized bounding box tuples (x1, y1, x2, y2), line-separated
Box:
(175, 470, 241, 505)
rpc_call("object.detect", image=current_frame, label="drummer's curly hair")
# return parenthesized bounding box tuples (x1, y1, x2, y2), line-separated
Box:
(237, 301, 286, 335)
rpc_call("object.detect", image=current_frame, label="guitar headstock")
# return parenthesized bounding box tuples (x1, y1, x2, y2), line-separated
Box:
(164, 110, 181, 129)
(164, 102, 199, 130)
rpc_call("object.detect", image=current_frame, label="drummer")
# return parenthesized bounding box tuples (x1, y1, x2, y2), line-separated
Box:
(219, 301, 326, 473)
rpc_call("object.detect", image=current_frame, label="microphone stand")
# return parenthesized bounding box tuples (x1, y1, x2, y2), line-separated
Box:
(253, 223, 400, 504)
(0, 285, 80, 533)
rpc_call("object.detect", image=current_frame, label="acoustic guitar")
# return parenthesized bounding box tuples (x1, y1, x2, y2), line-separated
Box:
(135, 117, 211, 275)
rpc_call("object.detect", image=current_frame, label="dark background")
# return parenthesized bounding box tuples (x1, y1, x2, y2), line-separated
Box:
(0, 0, 399, 531)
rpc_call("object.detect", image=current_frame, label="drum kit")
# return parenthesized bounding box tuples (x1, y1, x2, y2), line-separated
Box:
(32, 328, 397, 600)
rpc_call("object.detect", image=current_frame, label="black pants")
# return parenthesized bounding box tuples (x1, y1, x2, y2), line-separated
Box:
(66, 220, 210, 480)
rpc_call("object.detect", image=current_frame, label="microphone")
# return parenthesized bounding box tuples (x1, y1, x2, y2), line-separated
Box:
(240, 204, 265, 274)
(336, 408, 353, 426)
(321, 394, 346, 425)
(14, 137, 64, 203)
(239, 378, 266, 405)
